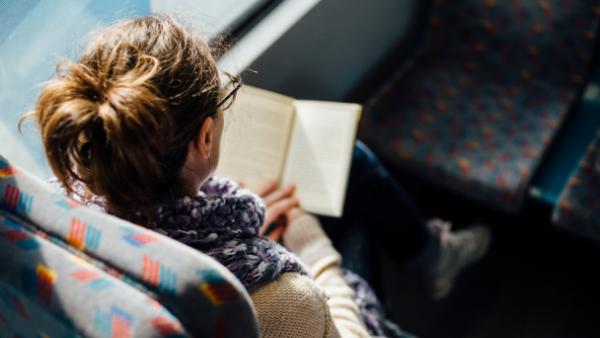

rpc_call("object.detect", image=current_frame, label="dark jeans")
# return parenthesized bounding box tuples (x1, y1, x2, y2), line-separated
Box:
(319, 141, 432, 282)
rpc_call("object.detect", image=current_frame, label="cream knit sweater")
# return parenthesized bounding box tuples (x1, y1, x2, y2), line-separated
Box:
(249, 214, 372, 338)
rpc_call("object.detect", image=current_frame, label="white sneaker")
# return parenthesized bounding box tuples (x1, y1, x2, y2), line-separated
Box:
(428, 219, 491, 299)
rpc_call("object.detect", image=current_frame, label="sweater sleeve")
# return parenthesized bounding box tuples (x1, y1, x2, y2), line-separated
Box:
(282, 214, 372, 338)
(250, 273, 341, 338)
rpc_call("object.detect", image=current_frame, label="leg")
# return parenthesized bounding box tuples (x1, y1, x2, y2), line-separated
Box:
(320, 140, 491, 299)
(319, 140, 434, 266)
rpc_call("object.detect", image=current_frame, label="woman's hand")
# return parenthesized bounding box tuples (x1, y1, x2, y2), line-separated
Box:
(265, 206, 309, 241)
(285, 207, 306, 224)
(254, 180, 299, 238)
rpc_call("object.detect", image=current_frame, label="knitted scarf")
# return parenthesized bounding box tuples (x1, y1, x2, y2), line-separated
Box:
(150, 177, 308, 290)
(188, 179, 409, 338)
(49, 176, 307, 291)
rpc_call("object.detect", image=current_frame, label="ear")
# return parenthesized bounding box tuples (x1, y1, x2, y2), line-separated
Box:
(193, 117, 215, 159)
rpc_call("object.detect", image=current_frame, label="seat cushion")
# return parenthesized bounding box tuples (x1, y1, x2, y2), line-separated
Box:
(553, 130, 600, 242)
(0, 155, 259, 338)
(0, 211, 188, 338)
(361, 0, 599, 212)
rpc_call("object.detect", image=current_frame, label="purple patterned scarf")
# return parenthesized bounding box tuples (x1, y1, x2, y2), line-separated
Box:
(49, 176, 307, 291)
(150, 177, 308, 290)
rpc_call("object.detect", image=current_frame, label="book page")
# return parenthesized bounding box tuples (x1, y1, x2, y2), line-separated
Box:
(281, 101, 362, 217)
(216, 86, 296, 192)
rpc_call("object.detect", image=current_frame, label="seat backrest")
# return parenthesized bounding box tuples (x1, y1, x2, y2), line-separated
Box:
(0, 154, 259, 338)
(553, 129, 600, 242)
(0, 210, 191, 338)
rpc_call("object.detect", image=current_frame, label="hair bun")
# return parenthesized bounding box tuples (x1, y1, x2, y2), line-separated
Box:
(34, 45, 171, 201)
(27, 15, 223, 222)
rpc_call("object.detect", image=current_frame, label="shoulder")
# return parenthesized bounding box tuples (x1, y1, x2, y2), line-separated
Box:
(250, 272, 338, 338)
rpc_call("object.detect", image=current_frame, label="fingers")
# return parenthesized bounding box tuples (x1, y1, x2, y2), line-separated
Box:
(263, 183, 296, 206)
(258, 223, 269, 237)
(263, 196, 299, 226)
(256, 180, 278, 197)
(286, 207, 305, 223)
(256, 181, 301, 241)
(260, 206, 306, 241)
(267, 223, 287, 242)
(259, 215, 285, 237)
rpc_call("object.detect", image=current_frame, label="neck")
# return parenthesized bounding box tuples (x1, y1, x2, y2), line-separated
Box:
(178, 158, 212, 197)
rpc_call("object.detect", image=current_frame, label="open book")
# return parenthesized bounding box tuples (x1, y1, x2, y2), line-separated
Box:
(216, 85, 362, 217)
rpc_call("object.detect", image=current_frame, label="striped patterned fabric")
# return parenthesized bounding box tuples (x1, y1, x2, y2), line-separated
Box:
(0, 212, 188, 338)
(553, 130, 600, 242)
(0, 154, 259, 338)
(361, 0, 599, 212)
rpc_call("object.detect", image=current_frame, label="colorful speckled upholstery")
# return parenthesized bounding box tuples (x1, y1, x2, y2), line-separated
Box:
(553, 130, 600, 242)
(0, 155, 259, 338)
(362, 0, 599, 212)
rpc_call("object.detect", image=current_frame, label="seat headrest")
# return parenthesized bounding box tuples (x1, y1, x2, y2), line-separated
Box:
(0, 154, 259, 338)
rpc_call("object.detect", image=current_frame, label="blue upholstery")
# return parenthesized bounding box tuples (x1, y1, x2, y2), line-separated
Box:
(553, 130, 600, 242)
(361, 0, 599, 212)
(529, 69, 600, 206)
(0, 155, 259, 337)
(0, 212, 186, 338)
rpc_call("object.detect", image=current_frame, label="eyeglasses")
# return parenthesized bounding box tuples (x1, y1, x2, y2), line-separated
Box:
(217, 71, 242, 109)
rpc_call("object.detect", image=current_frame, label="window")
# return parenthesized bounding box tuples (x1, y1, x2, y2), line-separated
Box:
(0, 0, 272, 177)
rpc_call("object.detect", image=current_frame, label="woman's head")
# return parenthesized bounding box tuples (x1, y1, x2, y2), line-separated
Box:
(27, 15, 236, 221)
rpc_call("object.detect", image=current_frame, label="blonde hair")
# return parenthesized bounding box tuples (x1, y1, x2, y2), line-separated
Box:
(23, 16, 227, 222)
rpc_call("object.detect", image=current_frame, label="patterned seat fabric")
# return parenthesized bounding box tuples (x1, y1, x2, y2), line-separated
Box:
(361, 0, 599, 212)
(0, 155, 259, 338)
(0, 212, 189, 338)
(553, 130, 600, 242)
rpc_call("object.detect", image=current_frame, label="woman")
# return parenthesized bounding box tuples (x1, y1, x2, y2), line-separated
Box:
(29, 15, 489, 338)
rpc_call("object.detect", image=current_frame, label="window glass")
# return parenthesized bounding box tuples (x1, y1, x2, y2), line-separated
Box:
(0, 0, 267, 177)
